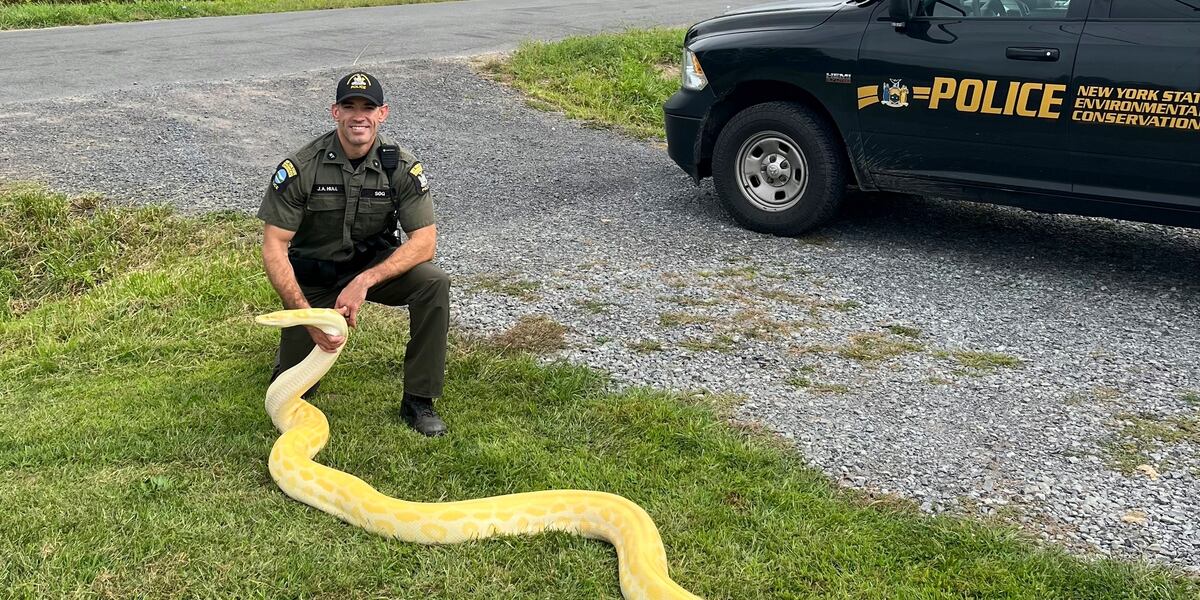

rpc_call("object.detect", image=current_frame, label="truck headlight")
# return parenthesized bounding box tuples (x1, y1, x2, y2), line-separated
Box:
(682, 48, 707, 91)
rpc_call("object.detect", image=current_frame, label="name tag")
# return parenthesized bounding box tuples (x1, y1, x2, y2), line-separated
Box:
(312, 184, 345, 194)
(360, 188, 392, 199)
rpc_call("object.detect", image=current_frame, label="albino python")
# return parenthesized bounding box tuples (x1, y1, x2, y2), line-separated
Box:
(256, 308, 701, 600)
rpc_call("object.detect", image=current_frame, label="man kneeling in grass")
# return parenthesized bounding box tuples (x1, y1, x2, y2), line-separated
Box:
(258, 71, 450, 437)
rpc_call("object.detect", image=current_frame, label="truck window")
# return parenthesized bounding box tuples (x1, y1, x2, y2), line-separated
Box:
(1110, 0, 1200, 19)
(916, 0, 1072, 18)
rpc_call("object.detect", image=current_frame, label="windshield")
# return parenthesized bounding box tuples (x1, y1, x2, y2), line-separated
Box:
(916, 0, 1072, 18)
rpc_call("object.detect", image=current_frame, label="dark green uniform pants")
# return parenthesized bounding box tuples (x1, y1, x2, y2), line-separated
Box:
(272, 261, 450, 398)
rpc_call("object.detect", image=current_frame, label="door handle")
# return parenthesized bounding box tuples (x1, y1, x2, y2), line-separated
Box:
(1007, 47, 1060, 61)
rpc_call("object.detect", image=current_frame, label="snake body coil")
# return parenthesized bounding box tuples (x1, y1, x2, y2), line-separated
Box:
(256, 308, 701, 600)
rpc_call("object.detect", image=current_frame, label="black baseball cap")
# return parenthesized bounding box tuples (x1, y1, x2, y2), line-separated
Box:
(335, 72, 385, 105)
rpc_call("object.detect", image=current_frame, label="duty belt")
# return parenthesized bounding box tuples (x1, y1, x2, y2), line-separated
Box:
(289, 234, 395, 288)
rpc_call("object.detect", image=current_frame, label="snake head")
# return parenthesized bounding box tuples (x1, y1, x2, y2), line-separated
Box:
(255, 308, 348, 336)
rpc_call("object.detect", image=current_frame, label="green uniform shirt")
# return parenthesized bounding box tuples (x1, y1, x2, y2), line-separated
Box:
(257, 130, 435, 262)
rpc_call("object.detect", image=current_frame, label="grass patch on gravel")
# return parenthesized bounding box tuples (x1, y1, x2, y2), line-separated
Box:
(750, 288, 812, 304)
(1065, 386, 1123, 406)
(658, 311, 715, 328)
(713, 266, 761, 279)
(1104, 412, 1199, 474)
(669, 295, 721, 307)
(485, 315, 568, 355)
(679, 335, 735, 353)
(3, 185, 1198, 598)
(575, 299, 617, 314)
(939, 349, 1024, 371)
(838, 332, 924, 364)
(885, 324, 923, 338)
(483, 28, 685, 139)
(729, 308, 806, 341)
(469, 273, 541, 301)
(627, 339, 664, 354)
(0, 0, 447, 30)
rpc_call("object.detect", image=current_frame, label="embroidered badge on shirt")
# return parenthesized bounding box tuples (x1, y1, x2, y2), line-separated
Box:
(272, 159, 298, 192)
(409, 162, 429, 194)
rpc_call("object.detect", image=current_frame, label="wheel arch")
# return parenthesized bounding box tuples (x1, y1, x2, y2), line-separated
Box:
(698, 81, 858, 186)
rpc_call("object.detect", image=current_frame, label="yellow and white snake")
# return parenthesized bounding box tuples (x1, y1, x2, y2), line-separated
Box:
(256, 308, 701, 600)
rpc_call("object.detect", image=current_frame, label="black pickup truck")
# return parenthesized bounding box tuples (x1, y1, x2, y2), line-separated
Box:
(664, 0, 1200, 235)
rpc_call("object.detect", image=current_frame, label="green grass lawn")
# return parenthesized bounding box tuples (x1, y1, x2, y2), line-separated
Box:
(2, 183, 1198, 598)
(485, 28, 686, 139)
(0, 0, 448, 30)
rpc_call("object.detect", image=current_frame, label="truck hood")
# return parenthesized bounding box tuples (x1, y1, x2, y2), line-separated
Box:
(688, 0, 847, 40)
(725, 0, 848, 15)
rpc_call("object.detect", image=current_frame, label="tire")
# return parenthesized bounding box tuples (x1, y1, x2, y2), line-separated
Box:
(711, 101, 847, 235)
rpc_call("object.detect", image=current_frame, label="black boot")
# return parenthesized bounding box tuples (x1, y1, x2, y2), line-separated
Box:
(400, 393, 447, 437)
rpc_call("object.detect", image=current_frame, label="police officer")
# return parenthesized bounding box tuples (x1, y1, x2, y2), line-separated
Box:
(257, 71, 450, 437)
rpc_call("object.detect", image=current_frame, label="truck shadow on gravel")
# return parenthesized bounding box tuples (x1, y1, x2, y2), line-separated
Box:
(826, 191, 1200, 294)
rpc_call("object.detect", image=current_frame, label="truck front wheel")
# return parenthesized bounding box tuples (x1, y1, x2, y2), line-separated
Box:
(711, 102, 846, 235)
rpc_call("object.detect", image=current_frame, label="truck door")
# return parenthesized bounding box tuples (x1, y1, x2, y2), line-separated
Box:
(1069, 0, 1200, 210)
(856, 0, 1089, 193)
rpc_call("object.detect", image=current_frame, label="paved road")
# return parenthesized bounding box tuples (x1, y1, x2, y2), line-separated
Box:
(0, 0, 750, 103)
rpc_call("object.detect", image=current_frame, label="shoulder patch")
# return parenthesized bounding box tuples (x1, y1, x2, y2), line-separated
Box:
(408, 162, 430, 194)
(272, 159, 299, 192)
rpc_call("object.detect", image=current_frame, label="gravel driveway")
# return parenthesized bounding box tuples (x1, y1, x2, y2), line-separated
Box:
(3, 59, 1198, 574)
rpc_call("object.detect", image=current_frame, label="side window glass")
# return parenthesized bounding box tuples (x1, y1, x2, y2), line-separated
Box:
(1111, 0, 1199, 19)
(916, 0, 1072, 18)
